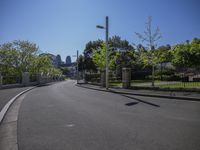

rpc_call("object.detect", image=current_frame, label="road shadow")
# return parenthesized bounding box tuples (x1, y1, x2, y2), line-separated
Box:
(121, 94, 160, 107)
(77, 84, 160, 107)
(125, 102, 139, 106)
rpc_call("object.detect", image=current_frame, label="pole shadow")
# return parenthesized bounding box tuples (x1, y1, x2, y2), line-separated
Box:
(121, 94, 160, 107)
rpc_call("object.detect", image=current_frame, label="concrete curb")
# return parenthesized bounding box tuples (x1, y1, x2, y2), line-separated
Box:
(76, 84, 200, 102)
(0, 87, 36, 124)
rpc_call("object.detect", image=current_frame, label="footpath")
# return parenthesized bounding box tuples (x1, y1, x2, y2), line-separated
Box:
(77, 83, 200, 101)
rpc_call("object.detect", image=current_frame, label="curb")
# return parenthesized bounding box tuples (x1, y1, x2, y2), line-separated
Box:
(76, 84, 200, 102)
(0, 87, 36, 124)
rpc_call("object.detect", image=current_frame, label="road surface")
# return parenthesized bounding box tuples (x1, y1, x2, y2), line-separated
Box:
(17, 80, 200, 150)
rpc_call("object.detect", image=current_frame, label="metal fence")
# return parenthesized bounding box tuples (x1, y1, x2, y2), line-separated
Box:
(84, 69, 200, 89)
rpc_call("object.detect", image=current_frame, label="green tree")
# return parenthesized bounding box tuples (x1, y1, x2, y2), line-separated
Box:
(0, 42, 20, 77)
(13, 40, 39, 72)
(172, 38, 200, 70)
(92, 43, 119, 71)
(83, 40, 103, 72)
(156, 45, 172, 80)
(0, 40, 63, 82)
(30, 55, 53, 75)
(109, 36, 136, 77)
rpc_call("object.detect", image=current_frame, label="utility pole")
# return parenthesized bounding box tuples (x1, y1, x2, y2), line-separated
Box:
(77, 50, 79, 84)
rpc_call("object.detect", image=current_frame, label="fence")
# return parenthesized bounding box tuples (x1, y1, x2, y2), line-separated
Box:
(83, 68, 200, 90)
(2, 76, 21, 85)
(0, 73, 65, 89)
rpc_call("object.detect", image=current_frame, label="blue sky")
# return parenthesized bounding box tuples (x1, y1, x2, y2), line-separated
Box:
(1, 0, 200, 62)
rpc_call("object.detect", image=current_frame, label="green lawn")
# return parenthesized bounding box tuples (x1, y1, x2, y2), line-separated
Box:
(159, 82, 200, 88)
(109, 80, 200, 89)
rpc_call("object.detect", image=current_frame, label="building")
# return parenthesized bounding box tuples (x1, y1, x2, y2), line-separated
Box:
(66, 56, 71, 65)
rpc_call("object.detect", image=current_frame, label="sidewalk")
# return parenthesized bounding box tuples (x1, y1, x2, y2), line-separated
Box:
(77, 83, 200, 101)
(0, 87, 32, 112)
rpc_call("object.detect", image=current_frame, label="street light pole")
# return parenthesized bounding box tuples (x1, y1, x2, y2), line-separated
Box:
(96, 16, 109, 89)
(105, 16, 109, 89)
(77, 50, 79, 84)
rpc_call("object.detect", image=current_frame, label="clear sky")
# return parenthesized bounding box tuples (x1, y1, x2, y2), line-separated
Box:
(1, 0, 200, 62)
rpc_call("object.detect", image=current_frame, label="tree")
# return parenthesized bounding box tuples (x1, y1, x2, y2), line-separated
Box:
(13, 40, 39, 72)
(109, 36, 136, 76)
(156, 45, 172, 80)
(83, 40, 103, 72)
(135, 16, 162, 86)
(0, 42, 21, 77)
(92, 43, 119, 71)
(78, 55, 84, 72)
(109, 35, 134, 51)
(172, 38, 200, 70)
(60, 67, 69, 76)
(30, 55, 53, 75)
(0, 40, 64, 82)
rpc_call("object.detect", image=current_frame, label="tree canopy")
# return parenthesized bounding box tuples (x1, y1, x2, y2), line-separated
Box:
(0, 40, 62, 77)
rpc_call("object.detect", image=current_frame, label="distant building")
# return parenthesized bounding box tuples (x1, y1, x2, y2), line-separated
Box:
(66, 56, 71, 65)
(56, 55, 62, 66)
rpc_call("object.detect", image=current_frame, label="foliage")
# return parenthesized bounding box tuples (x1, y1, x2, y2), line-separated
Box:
(83, 40, 103, 72)
(172, 38, 200, 69)
(0, 40, 63, 79)
(92, 43, 119, 70)
(140, 50, 159, 67)
(59, 67, 70, 76)
(83, 36, 136, 73)
(30, 55, 53, 75)
(78, 55, 84, 72)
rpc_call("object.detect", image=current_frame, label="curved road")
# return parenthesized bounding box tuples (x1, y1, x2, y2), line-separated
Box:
(17, 80, 200, 150)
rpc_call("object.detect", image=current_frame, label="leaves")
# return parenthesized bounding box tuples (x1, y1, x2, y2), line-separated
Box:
(92, 43, 119, 70)
(0, 40, 61, 77)
(172, 38, 200, 69)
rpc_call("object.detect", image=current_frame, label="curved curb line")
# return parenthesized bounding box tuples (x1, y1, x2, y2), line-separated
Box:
(76, 84, 200, 102)
(0, 87, 36, 124)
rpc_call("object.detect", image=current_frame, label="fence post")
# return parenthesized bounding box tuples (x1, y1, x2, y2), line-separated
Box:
(0, 73, 2, 87)
(101, 70, 106, 87)
(122, 68, 131, 89)
(22, 72, 30, 86)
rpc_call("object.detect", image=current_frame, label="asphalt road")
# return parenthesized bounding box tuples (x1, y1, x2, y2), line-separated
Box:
(18, 80, 200, 150)
(0, 87, 31, 111)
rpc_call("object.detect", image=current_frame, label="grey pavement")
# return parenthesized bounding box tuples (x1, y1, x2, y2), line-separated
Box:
(79, 83, 200, 100)
(0, 87, 32, 111)
(17, 80, 200, 150)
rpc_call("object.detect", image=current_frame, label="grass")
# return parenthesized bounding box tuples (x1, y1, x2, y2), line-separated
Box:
(109, 80, 200, 89)
(159, 82, 200, 89)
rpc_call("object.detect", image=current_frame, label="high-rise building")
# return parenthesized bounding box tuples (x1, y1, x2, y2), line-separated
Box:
(56, 55, 62, 66)
(66, 56, 71, 65)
